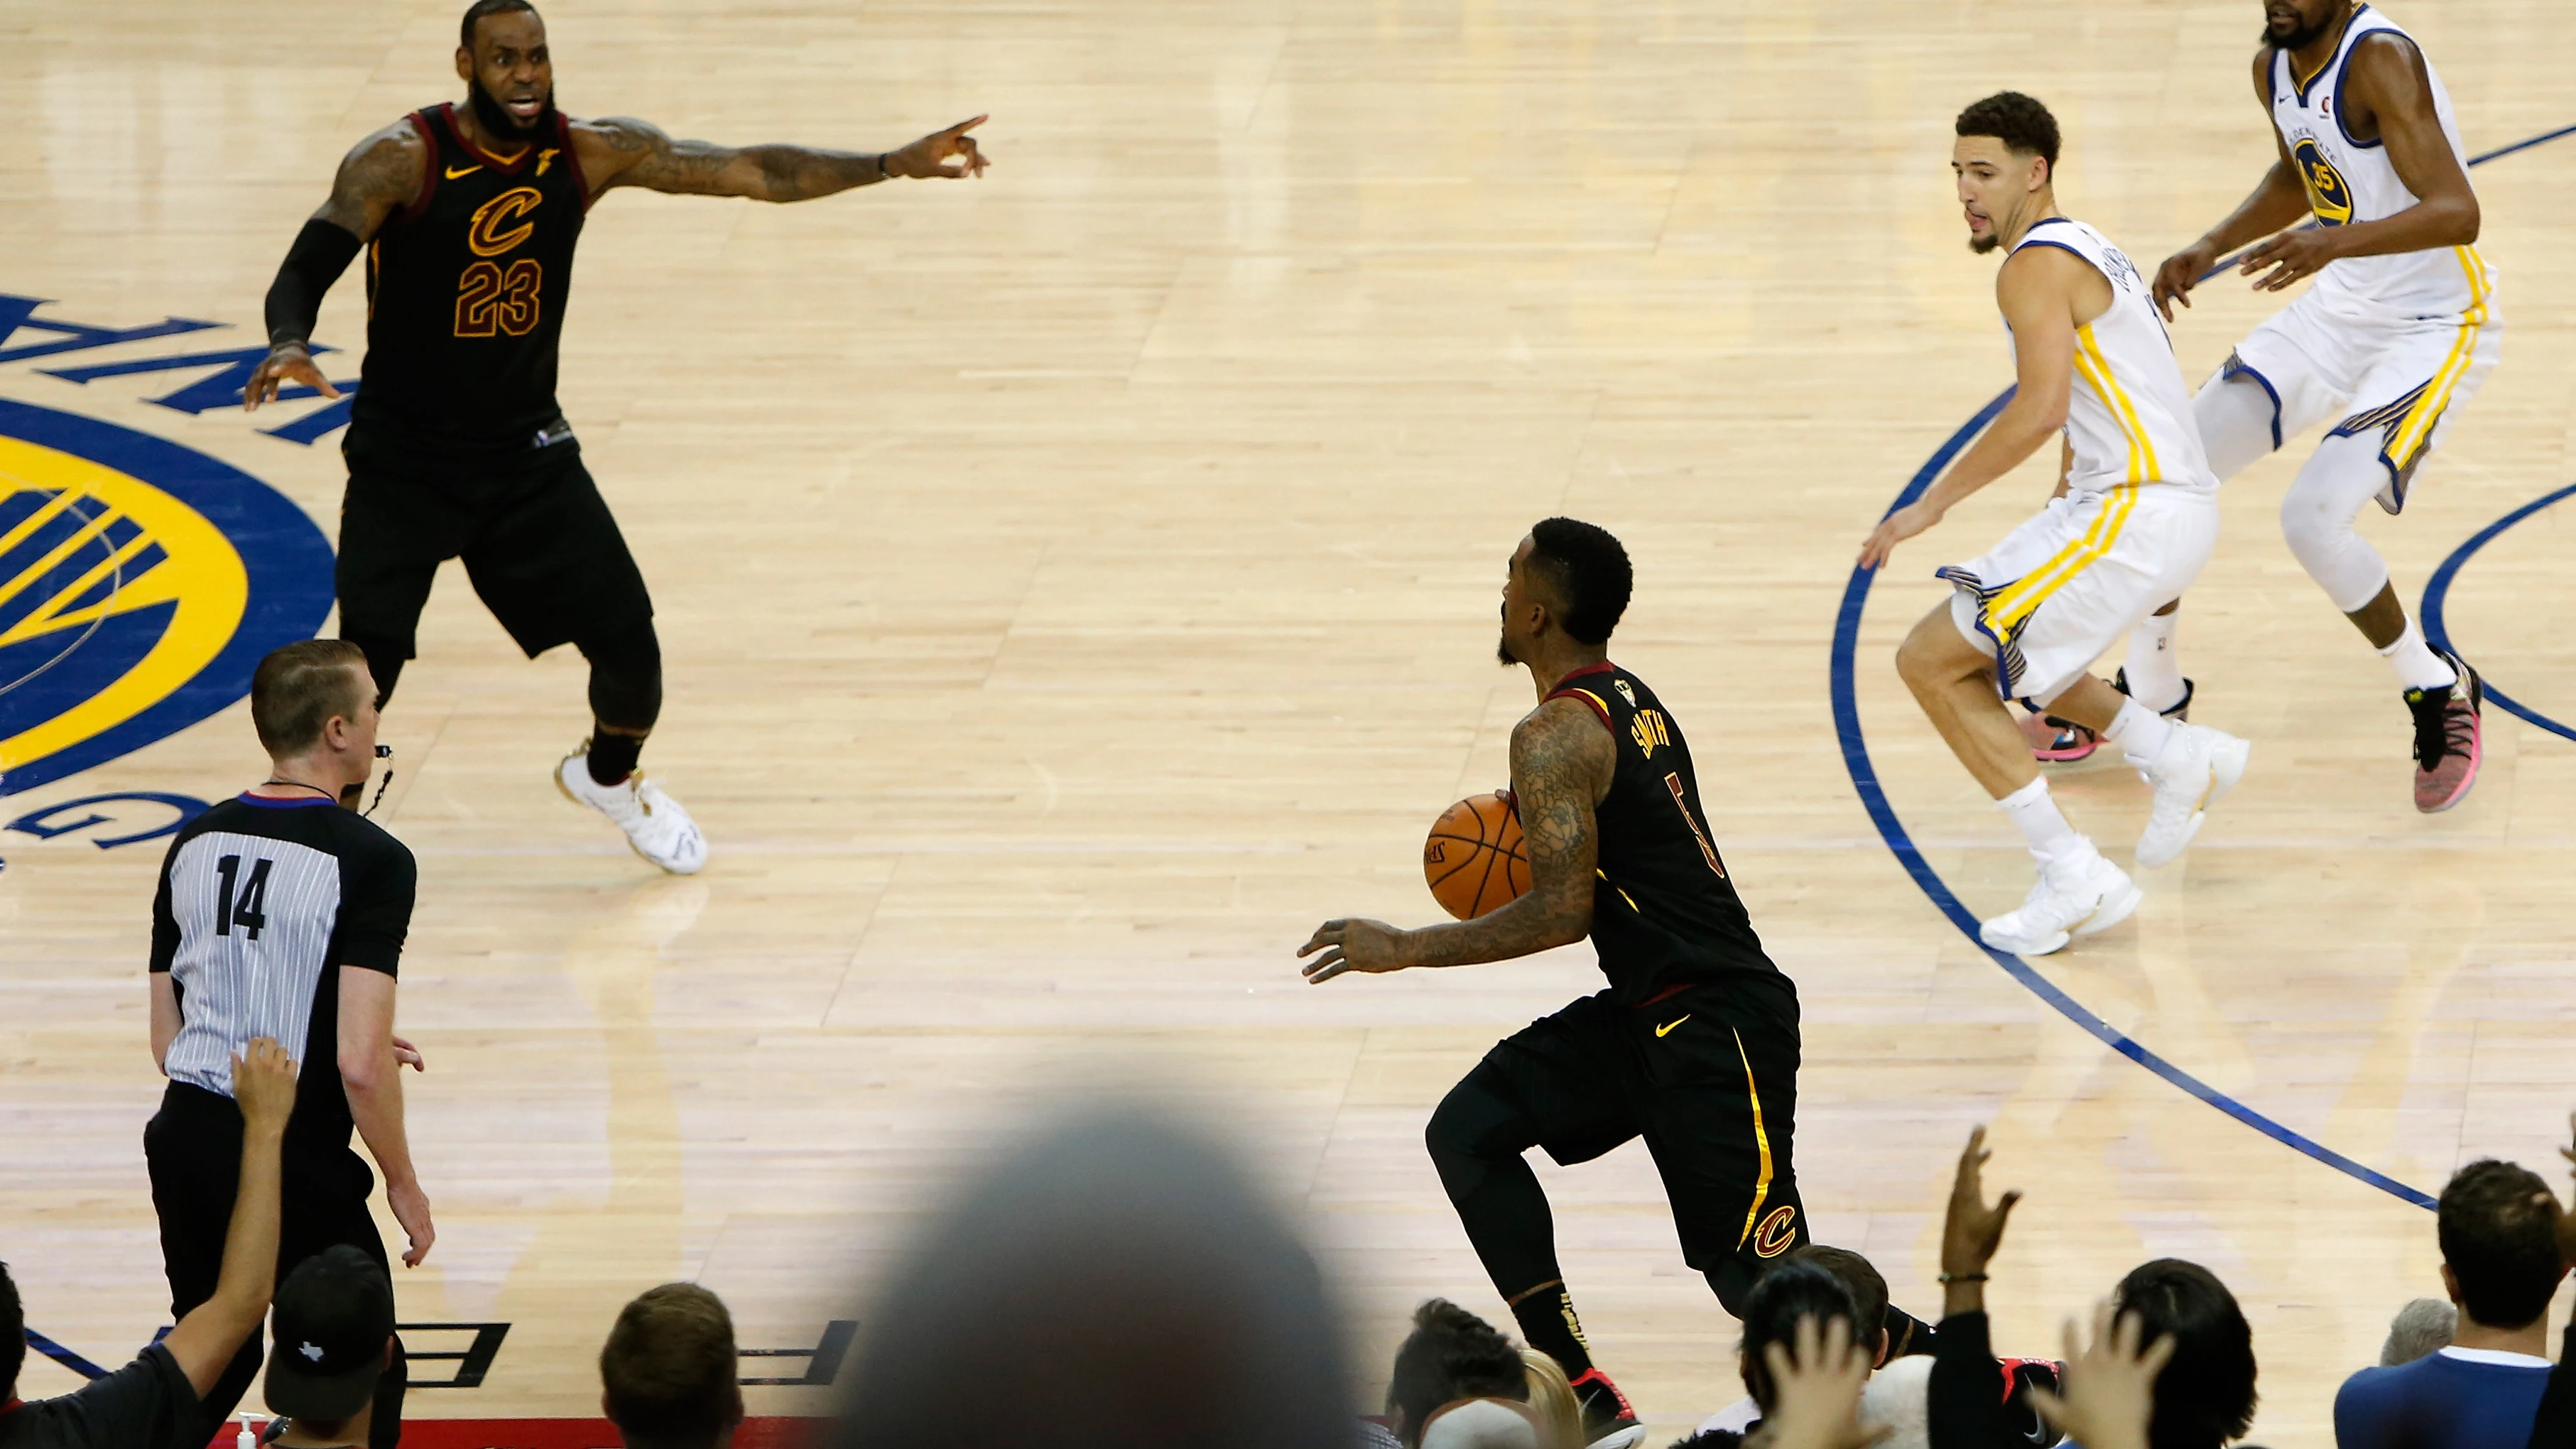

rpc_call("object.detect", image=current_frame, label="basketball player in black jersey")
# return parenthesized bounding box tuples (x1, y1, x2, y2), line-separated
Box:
(241, 0, 989, 872)
(1301, 520, 1924, 1446)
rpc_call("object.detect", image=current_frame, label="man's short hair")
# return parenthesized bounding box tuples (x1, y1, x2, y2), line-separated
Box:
(1386, 1298, 1526, 1446)
(250, 639, 369, 757)
(1955, 92, 2061, 175)
(461, 0, 539, 50)
(1, 1261, 24, 1401)
(1526, 518, 1633, 646)
(2438, 1159, 2565, 1330)
(1738, 1258, 1859, 1411)
(1787, 1245, 1888, 1360)
(601, 1284, 739, 1449)
(2113, 1259, 2256, 1449)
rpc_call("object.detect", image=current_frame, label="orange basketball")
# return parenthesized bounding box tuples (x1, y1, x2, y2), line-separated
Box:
(1423, 792, 1530, 920)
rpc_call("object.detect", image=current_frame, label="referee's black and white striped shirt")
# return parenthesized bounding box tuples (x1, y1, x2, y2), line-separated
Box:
(150, 793, 415, 1144)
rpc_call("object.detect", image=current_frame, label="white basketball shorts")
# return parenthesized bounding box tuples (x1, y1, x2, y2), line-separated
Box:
(1937, 484, 2219, 706)
(2221, 283, 2501, 498)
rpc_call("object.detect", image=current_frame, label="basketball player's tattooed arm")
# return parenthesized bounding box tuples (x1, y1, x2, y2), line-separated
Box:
(2239, 33, 2477, 293)
(2151, 50, 2317, 319)
(1298, 699, 1610, 982)
(578, 114, 989, 202)
(244, 120, 428, 410)
(1858, 249, 2088, 568)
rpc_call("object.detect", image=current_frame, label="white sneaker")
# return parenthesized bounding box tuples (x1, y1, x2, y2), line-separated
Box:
(556, 745, 707, 875)
(1979, 844, 2141, 957)
(2131, 722, 2249, 869)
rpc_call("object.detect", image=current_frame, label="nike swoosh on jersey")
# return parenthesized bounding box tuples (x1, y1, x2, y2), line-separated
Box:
(445, 163, 482, 179)
(1655, 1014, 1691, 1037)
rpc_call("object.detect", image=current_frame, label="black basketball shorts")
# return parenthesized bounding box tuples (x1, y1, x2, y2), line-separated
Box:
(337, 418, 653, 660)
(1479, 971, 1808, 1279)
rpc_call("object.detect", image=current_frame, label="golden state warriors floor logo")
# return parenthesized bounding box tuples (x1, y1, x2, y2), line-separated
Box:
(0, 397, 332, 796)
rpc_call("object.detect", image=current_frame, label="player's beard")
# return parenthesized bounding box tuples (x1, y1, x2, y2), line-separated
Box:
(468, 77, 559, 143)
(2265, 8, 2339, 51)
(1969, 230, 2001, 256)
(1497, 607, 1520, 666)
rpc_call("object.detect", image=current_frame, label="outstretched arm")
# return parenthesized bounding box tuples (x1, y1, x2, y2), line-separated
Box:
(160, 1040, 296, 1397)
(2151, 50, 2312, 319)
(245, 120, 426, 411)
(1298, 698, 1612, 981)
(2237, 34, 2478, 293)
(1858, 246, 2084, 568)
(578, 114, 989, 201)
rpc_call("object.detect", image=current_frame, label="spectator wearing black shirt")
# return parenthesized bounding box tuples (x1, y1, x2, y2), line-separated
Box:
(1, 1042, 297, 1449)
(143, 639, 432, 1449)
(1927, 1129, 2256, 1449)
(2338, 1160, 2570, 1449)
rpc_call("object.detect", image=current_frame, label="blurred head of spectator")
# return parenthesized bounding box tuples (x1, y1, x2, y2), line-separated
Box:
(1520, 1349, 1582, 1449)
(1387, 1299, 1528, 1448)
(600, 1284, 743, 1449)
(1789, 1246, 1891, 1367)
(831, 1109, 1352, 1449)
(2378, 1298, 2457, 1367)
(2111, 1259, 2256, 1449)
(2437, 1160, 2568, 1340)
(1, 1262, 23, 1403)
(263, 1247, 397, 1445)
(1739, 1259, 1860, 1413)
(1420, 1397, 1543, 1449)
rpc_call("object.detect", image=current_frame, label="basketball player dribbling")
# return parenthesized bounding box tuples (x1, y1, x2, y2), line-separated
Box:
(1859, 94, 2252, 957)
(1301, 520, 1928, 1448)
(241, 0, 989, 872)
(2141, 0, 2491, 813)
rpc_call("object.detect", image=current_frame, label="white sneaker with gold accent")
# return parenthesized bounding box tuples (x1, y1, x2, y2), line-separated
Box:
(556, 745, 707, 875)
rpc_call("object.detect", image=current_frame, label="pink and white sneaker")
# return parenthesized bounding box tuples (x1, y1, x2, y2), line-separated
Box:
(2407, 651, 2482, 813)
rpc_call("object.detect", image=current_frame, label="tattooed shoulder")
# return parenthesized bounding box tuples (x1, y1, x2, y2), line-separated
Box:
(1511, 698, 1614, 813)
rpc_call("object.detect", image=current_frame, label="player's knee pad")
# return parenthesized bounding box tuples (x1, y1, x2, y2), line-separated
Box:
(577, 621, 663, 732)
(2278, 431, 2392, 612)
(342, 632, 408, 709)
(2192, 369, 2281, 483)
(1425, 1065, 1535, 1193)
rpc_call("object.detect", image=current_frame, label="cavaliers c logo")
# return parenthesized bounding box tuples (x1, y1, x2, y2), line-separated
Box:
(0, 398, 333, 796)
(467, 186, 545, 257)
(2292, 139, 2354, 226)
(1751, 1203, 1799, 1259)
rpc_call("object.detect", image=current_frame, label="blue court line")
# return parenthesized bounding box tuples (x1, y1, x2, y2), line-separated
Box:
(1830, 119, 2576, 1212)
(22, 1326, 112, 1380)
(2419, 480, 2576, 744)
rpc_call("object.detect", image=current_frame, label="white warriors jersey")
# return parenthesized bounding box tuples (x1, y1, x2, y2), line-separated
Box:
(2007, 219, 2217, 496)
(2270, 5, 2492, 320)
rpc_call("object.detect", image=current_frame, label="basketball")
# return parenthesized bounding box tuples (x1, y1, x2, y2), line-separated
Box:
(1423, 792, 1531, 920)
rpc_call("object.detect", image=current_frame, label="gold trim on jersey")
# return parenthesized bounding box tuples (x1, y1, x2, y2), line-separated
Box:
(1730, 1026, 1776, 1252)
(2071, 322, 2161, 487)
(2379, 246, 2492, 473)
(1982, 483, 2141, 633)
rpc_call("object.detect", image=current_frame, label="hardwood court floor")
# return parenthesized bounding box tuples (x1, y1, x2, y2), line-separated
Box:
(3, 1, 2572, 1440)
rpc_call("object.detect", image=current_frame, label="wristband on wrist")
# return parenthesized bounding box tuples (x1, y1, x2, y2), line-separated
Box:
(1938, 1272, 1989, 1284)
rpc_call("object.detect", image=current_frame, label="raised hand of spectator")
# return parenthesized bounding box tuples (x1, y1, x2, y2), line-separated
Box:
(2556, 1110, 2576, 1268)
(1751, 1313, 1890, 1449)
(2024, 1301, 2175, 1449)
(1940, 1126, 2021, 1313)
(232, 1036, 298, 1136)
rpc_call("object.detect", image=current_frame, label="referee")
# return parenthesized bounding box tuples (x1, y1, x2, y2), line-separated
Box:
(145, 639, 433, 1449)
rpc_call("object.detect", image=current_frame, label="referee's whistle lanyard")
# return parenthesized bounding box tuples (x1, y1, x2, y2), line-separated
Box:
(266, 744, 393, 818)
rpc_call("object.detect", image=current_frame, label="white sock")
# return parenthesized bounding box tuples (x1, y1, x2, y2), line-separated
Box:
(2124, 609, 2185, 713)
(2379, 615, 2459, 693)
(1997, 777, 2085, 860)
(2106, 698, 2175, 766)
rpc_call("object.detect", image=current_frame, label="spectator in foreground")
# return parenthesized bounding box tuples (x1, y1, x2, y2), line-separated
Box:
(2522, 1113, 2576, 1449)
(2381, 1301, 2460, 1368)
(1701, 1245, 1936, 1444)
(1384, 1300, 1532, 1448)
(1929, 1127, 2257, 1449)
(0, 1041, 295, 1449)
(2336, 1160, 2569, 1449)
(1523, 1350, 1583, 1449)
(830, 1109, 1352, 1449)
(261, 1247, 398, 1449)
(600, 1284, 742, 1449)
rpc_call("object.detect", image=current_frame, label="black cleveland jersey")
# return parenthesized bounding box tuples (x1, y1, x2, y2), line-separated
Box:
(151, 796, 416, 1153)
(1543, 663, 1776, 1002)
(354, 102, 587, 445)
